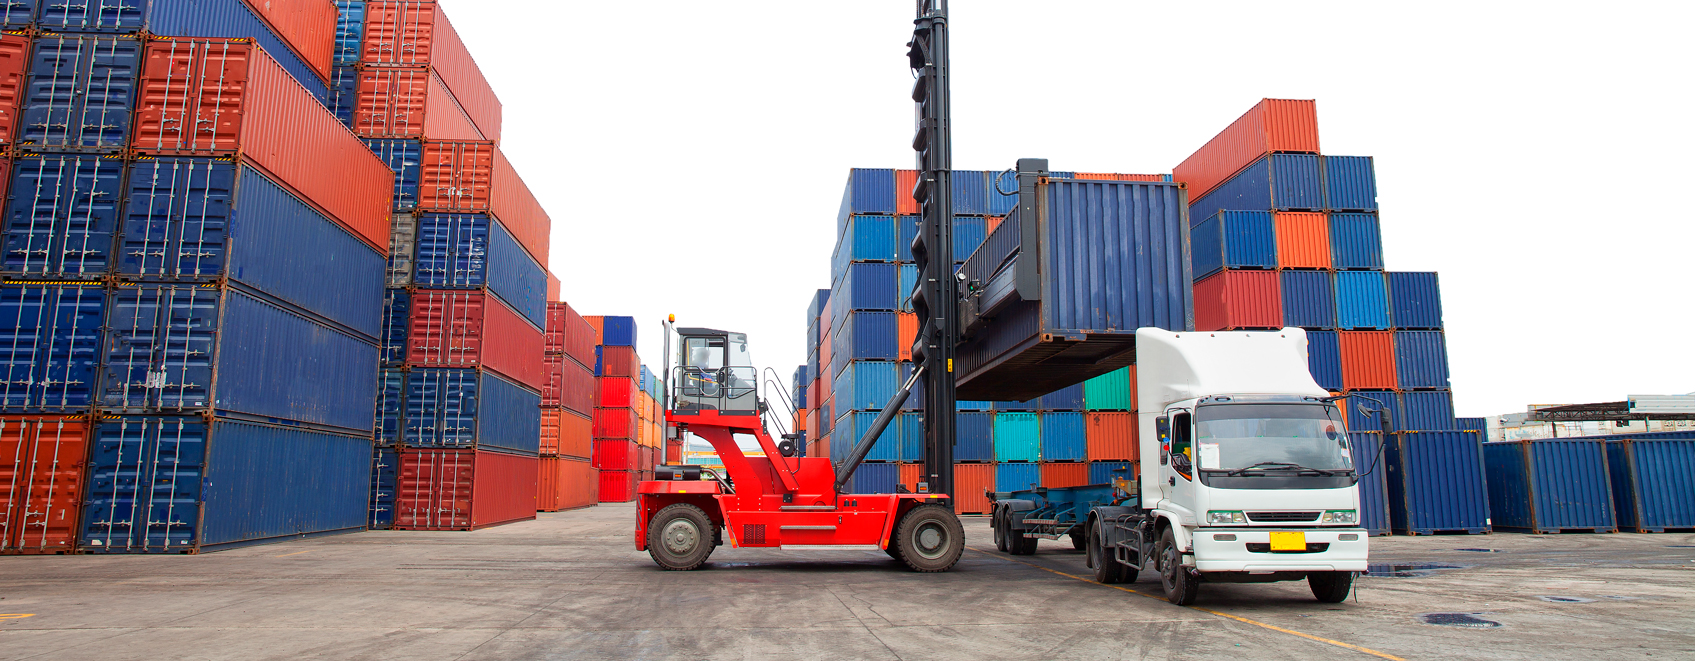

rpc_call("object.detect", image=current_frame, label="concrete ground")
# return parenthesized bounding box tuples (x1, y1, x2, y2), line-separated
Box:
(1, 504, 1691, 661)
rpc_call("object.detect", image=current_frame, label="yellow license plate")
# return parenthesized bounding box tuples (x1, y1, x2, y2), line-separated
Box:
(1269, 531, 1307, 551)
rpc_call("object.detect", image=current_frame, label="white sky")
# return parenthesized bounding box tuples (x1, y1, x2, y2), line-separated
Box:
(444, 0, 1694, 418)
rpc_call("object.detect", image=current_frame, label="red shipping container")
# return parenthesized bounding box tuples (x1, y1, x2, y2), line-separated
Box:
(805, 377, 820, 410)
(1339, 331, 1397, 390)
(132, 38, 394, 254)
(599, 469, 638, 503)
(953, 464, 995, 514)
(240, 0, 335, 81)
(359, 1, 501, 142)
(665, 440, 681, 464)
(897, 312, 916, 362)
(1041, 463, 1089, 489)
(985, 215, 1003, 236)
(593, 439, 638, 470)
(1086, 413, 1138, 461)
(637, 445, 654, 472)
(899, 463, 921, 493)
(417, 139, 493, 211)
(562, 303, 597, 370)
(559, 409, 592, 459)
(600, 346, 640, 379)
(593, 407, 637, 439)
(895, 169, 919, 215)
(544, 302, 566, 353)
(1174, 99, 1320, 202)
(406, 290, 546, 391)
(394, 449, 537, 530)
(546, 272, 560, 302)
(1193, 270, 1282, 331)
(490, 147, 550, 267)
(537, 456, 596, 512)
(1, 415, 87, 554)
(596, 377, 638, 408)
(560, 360, 593, 416)
(541, 353, 564, 407)
(1275, 212, 1331, 269)
(0, 33, 28, 145)
(539, 408, 561, 455)
(354, 66, 484, 140)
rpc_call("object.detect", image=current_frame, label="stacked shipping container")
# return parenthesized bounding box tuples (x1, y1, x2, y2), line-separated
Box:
(537, 301, 596, 511)
(588, 316, 659, 501)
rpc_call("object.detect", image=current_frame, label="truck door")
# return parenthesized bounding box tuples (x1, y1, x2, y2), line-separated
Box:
(1158, 410, 1196, 518)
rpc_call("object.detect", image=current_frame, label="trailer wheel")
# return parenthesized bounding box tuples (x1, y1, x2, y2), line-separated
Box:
(1308, 571, 1355, 603)
(895, 505, 964, 572)
(1089, 525, 1136, 584)
(1008, 524, 1039, 556)
(1157, 527, 1199, 605)
(992, 507, 1009, 552)
(647, 503, 713, 571)
(1069, 531, 1087, 551)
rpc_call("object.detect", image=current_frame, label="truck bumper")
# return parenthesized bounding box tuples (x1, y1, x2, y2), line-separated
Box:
(1190, 528, 1369, 572)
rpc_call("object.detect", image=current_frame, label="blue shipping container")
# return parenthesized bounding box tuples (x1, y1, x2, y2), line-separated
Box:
(1397, 390, 1455, 431)
(121, 158, 385, 338)
(848, 461, 897, 495)
(837, 168, 896, 236)
(832, 311, 898, 373)
(362, 139, 422, 210)
(996, 462, 1040, 493)
(3, 153, 125, 277)
(988, 170, 1017, 215)
(1328, 213, 1384, 270)
(1305, 329, 1342, 392)
(955, 411, 993, 462)
(1039, 382, 1085, 411)
(600, 316, 637, 347)
(19, 35, 139, 151)
(897, 412, 923, 461)
(1040, 412, 1085, 462)
(379, 288, 409, 365)
(1456, 417, 1488, 432)
(368, 446, 396, 530)
(80, 416, 369, 553)
(953, 216, 985, 262)
(1607, 438, 1695, 532)
(992, 399, 1036, 412)
(898, 264, 916, 311)
(1348, 433, 1392, 535)
(1388, 271, 1443, 330)
(833, 411, 899, 462)
(952, 170, 989, 216)
(834, 215, 897, 273)
(832, 360, 897, 413)
(1190, 210, 1277, 279)
(1280, 270, 1335, 329)
(1394, 330, 1451, 390)
(0, 1, 34, 28)
(1484, 439, 1616, 533)
(1323, 156, 1378, 212)
(1335, 270, 1390, 329)
(404, 368, 541, 455)
(100, 283, 379, 432)
(1087, 461, 1135, 486)
(328, 65, 358, 127)
(1345, 389, 1398, 433)
(831, 262, 898, 329)
(0, 283, 104, 411)
(993, 412, 1038, 462)
(373, 368, 406, 446)
(1384, 431, 1491, 535)
(333, 0, 366, 65)
(412, 213, 545, 328)
(1187, 154, 1324, 225)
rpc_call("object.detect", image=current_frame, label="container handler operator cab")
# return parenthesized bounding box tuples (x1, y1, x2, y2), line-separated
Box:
(635, 326, 965, 572)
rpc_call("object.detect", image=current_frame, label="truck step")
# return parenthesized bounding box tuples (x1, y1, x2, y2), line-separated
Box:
(779, 525, 838, 531)
(779, 506, 838, 511)
(779, 545, 881, 551)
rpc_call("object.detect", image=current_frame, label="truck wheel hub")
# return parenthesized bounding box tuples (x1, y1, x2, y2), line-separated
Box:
(662, 520, 699, 554)
(913, 523, 947, 559)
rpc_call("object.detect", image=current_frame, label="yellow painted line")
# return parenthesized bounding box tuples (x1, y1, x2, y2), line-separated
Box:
(0, 614, 35, 620)
(274, 550, 312, 558)
(969, 548, 1404, 661)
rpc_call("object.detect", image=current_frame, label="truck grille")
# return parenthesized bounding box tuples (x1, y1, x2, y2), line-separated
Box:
(1246, 511, 1320, 523)
(1246, 543, 1330, 554)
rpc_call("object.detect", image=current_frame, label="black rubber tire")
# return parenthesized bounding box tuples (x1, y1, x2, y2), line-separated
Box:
(992, 507, 1010, 552)
(1157, 527, 1199, 605)
(647, 503, 713, 571)
(1069, 531, 1087, 551)
(1308, 571, 1355, 603)
(1089, 524, 1137, 584)
(896, 505, 965, 572)
(1008, 523, 1039, 556)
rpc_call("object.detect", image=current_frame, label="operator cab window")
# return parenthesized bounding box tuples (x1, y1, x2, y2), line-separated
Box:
(684, 337, 725, 370)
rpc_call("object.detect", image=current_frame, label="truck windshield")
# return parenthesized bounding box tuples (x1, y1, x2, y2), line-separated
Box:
(1194, 404, 1352, 473)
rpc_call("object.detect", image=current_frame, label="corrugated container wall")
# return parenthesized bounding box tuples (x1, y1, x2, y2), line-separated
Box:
(1606, 438, 1695, 532)
(1, 415, 87, 553)
(359, 0, 501, 142)
(1384, 431, 1491, 535)
(1172, 99, 1320, 202)
(1484, 439, 1616, 533)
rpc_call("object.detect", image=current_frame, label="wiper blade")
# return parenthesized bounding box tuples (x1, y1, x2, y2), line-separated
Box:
(1221, 462, 1347, 477)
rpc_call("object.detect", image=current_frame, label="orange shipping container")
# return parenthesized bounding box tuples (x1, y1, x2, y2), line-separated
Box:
(355, 67, 485, 141)
(1, 415, 87, 554)
(985, 215, 1003, 236)
(1173, 99, 1321, 202)
(953, 464, 995, 514)
(240, 0, 336, 81)
(133, 38, 394, 254)
(1086, 413, 1138, 461)
(559, 409, 591, 458)
(1338, 331, 1397, 390)
(417, 139, 494, 212)
(895, 169, 919, 215)
(897, 312, 916, 362)
(1040, 462, 1088, 489)
(899, 463, 921, 493)
(537, 456, 597, 511)
(490, 147, 551, 268)
(1274, 212, 1331, 269)
(360, 1, 502, 142)
(0, 33, 28, 145)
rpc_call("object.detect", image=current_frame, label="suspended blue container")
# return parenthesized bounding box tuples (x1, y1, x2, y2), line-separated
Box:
(837, 169, 897, 236)
(1087, 461, 1135, 486)
(848, 461, 898, 494)
(412, 213, 546, 328)
(18, 34, 139, 152)
(3, 153, 125, 277)
(953, 216, 986, 261)
(992, 399, 1036, 412)
(1484, 439, 1617, 534)
(368, 446, 397, 530)
(1348, 433, 1392, 535)
(1606, 437, 1695, 532)
(333, 0, 366, 65)
(379, 288, 409, 365)
(1040, 412, 1085, 462)
(993, 412, 1039, 462)
(120, 158, 385, 338)
(1323, 156, 1378, 212)
(834, 411, 899, 462)
(1394, 330, 1450, 390)
(404, 368, 541, 455)
(373, 368, 406, 446)
(1388, 271, 1443, 330)
(1305, 329, 1342, 392)
(996, 462, 1040, 493)
(1329, 213, 1384, 270)
(955, 411, 993, 462)
(952, 170, 990, 215)
(80, 416, 369, 553)
(1384, 431, 1491, 535)
(1335, 270, 1390, 329)
(1345, 389, 1398, 433)
(1397, 390, 1455, 431)
(832, 360, 898, 413)
(1280, 270, 1335, 328)
(362, 139, 422, 210)
(0, 283, 104, 412)
(1039, 382, 1085, 411)
(1190, 210, 1276, 279)
(1187, 153, 1324, 225)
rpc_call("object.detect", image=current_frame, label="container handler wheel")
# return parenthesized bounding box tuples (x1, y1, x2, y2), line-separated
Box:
(1088, 524, 1136, 584)
(1157, 527, 1199, 605)
(1308, 571, 1355, 603)
(895, 505, 965, 572)
(885, 526, 904, 561)
(647, 503, 714, 571)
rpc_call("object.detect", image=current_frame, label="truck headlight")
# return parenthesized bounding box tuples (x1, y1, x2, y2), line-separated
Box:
(1206, 510, 1246, 525)
(1321, 510, 1358, 524)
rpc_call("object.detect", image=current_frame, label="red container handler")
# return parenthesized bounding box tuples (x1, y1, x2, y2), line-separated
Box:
(537, 456, 596, 511)
(131, 37, 394, 255)
(359, 0, 501, 143)
(1173, 99, 1321, 202)
(0, 32, 28, 146)
(354, 66, 485, 140)
(240, 0, 336, 81)
(394, 448, 537, 530)
(599, 469, 638, 503)
(1193, 270, 1282, 331)
(406, 289, 546, 391)
(1, 415, 87, 554)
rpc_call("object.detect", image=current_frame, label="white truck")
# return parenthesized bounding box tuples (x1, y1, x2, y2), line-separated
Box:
(989, 328, 1375, 604)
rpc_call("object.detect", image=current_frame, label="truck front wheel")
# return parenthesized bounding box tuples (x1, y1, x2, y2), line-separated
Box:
(1308, 571, 1355, 603)
(1157, 527, 1199, 605)
(1089, 524, 1136, 584)
(647, 503, 714, 571)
